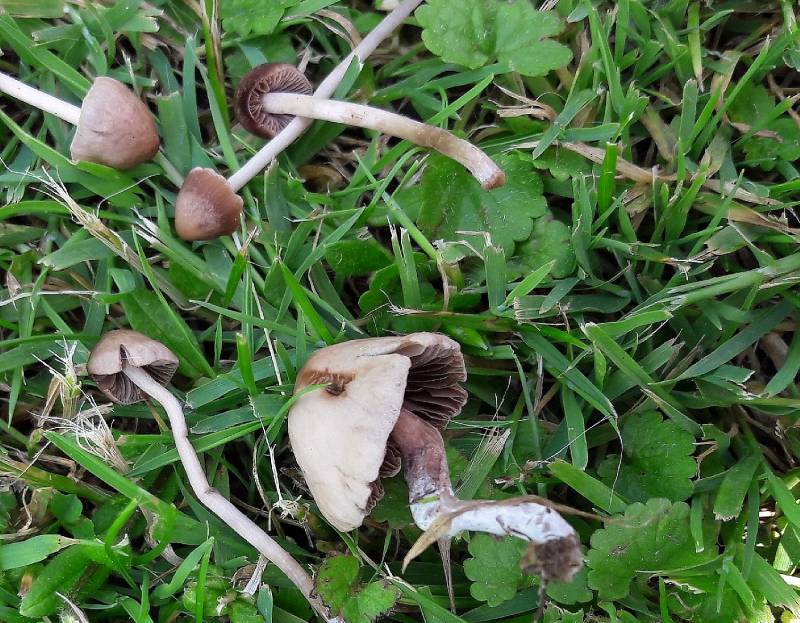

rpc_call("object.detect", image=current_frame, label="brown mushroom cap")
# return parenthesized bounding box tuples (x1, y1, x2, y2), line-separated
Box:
(70, 77, 160, 169)
(288, 333, 467, 531)
(175, 167, 244, 241)
(88, 329, 178, 404)
(234, 64, 313, 139)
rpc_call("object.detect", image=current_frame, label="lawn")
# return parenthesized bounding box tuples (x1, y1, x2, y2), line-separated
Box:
(1, 0, 800, 622)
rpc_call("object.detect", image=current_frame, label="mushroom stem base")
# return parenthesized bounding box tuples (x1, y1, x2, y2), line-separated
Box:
(121, 366, 335, 621)
(390, 409, 583, 583)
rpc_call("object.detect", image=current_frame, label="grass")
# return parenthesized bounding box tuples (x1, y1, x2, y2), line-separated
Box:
(1, 0, 800, 622)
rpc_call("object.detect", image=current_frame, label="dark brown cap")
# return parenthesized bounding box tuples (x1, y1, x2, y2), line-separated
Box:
(234, 64, 312, 139)
(70, 77, 160, 169)
(88, 329, 178, 404)
(175, 167, 243, 241)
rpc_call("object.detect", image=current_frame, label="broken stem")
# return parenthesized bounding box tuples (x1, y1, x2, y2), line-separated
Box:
(0, 71, 81, 125)
(391, 408, 582, 583)
(121, 365, 333, 620)
(226, 0, 424, 192)
(261, 93, 504, 190)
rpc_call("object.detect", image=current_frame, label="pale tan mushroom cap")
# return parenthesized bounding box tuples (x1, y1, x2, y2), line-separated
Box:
(175, 167, 244, 241)
(288, 333, 466, 531)
(70, 77, 159, 169)
(88, 329, 178, 405)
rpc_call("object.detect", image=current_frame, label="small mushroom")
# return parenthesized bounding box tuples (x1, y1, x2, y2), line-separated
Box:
(235, 64, 505, 190)
(174, 167, 244, 241)
(0, 72, 159, 169)
(172, 0, 427, 242)
(288, 333, 583, 584)
(87, 329, 178, 404)
(87, 330, 331, 619)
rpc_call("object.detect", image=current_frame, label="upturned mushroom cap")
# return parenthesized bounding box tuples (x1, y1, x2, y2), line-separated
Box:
(234, 63, 313, 139)
(288, 333, 467, 531)
(88, 329, 178, 405)
(70, 77, 160, 169)
(175, 167, 243, 241)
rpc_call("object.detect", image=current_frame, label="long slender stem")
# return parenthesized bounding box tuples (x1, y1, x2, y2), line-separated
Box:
(226, 0, 423, 192)
(261, 93, 504, 190)
(121, 366, 333, 621)
(0, 71, 81, 125)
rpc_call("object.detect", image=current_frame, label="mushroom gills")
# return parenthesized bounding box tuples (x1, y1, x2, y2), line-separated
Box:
(365, 343, 467, 508)
(401, 344, 467, 428)
(87, 329, 179, 405)
(365, 440, 402, 513)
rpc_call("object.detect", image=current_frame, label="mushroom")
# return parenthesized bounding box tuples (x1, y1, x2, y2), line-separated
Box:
(87, 330, 332, 619)
(170, 0, 469, 242)
(233, 64, 505, 191)
(174, 167, 244, 242)
(288, 333, 583, 585)
(0, 72, 159, 169)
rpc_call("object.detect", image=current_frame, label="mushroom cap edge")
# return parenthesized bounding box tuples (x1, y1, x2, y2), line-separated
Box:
(288, 332, 464, 531)
(234, 63, 313, 139)
(88, 329, 178, 404)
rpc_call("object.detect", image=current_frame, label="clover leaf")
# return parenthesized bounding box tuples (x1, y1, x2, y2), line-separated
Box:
(417, 0, 572, 77)
(464, 533, 589, 608)
(325, 239, 392, 277)
(416, 152, 547, 257)
(532, 148, 591, 182)
(515, 212, 576, 279)
(464, 534, 530, 607)
(316, 556, 399, 623)
(597, 411, 696, 503)
(221, 0, 295, 37)
(587, 499, 712, 600)
(546, 566, 592, 606)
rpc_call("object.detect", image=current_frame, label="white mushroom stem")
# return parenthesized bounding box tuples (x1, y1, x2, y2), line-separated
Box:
(392, 409, 580, 580)
(0, 71, 81, 125)
(121, 365, 334, 621)
(260, 93, 504, 190)
(413, 495, 578, 541)
(226, 0, 423, 192)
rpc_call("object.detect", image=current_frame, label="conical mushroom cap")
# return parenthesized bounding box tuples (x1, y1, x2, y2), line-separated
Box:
(288, 333, 467, 531)
(88, 329, 178, 405)
(70, 77, 160, 169)
(175, 167, 243, 241)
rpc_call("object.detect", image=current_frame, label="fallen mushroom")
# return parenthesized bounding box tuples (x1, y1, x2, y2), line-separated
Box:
(173, 0, 427, 241)
(0, 71, 159, 169)
(87, 330, 332, 619)
(288, 333, 583, 585)
(233, 64, 505, 191)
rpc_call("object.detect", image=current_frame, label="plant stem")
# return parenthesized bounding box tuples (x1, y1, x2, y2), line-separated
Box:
(121, 365, 332, 621)
(0, 71, 81, 125)
(226, 0, 424, 192)
(261, 93, 504, 189)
